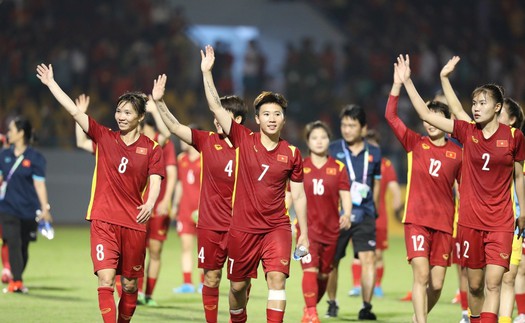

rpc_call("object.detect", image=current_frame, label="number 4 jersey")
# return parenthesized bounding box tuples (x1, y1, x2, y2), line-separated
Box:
(453, 120, 525, 232)
(85, 117, 165, 231)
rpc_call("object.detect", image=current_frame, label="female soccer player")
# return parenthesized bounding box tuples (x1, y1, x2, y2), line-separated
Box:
(37, 63, 165, 323)
(151, 74, 249, 323)
(386, 64, 462, 322)
(201, 45, 309, 323)
(295, 120, 351, 323)
(0, 116, 53, 293)
(395, 54, 525, 323)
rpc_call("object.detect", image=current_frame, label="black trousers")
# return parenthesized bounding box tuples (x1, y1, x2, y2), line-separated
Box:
(0, 212, 37, 281)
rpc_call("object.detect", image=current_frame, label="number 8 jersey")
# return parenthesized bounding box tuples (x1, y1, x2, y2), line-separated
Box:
(453, 120, 525, 232)
(85, 117, 165, 231)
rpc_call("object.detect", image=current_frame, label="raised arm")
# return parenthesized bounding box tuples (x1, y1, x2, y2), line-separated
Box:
(201, 45, 233, 135)
(36, 64, 89, 131)
(151, 74, 193, 145)
(396, 55, 454, 134)
(74, 94, 94, 153)
(385, 64, 409, 140)
(146, 95, 170, 146)
(290, 181, 309, 252)
(440, 56, 471, 122)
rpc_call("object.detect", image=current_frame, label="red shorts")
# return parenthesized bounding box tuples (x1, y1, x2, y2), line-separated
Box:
(452, 236, 461, 265)
(177, 220, 197, 235)
(299, 239, 336, 274)
(404, 223, 452, 267)
(90, 220, 146, 278)
(376, 228, 388, 251)
(458, 225, 513, 270)
(227, 227, 292, 281)
(146, 214, 170, 242)
(197, 228, 228, 270)
(522, 239, 525, 256)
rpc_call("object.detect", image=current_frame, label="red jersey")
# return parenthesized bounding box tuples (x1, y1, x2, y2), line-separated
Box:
(143, 136, 177, 209)
(228, 121, 303, 234)
(453, 120, 525, 232)
(302, 156, 350, 243)
(191, 129, 237, 231)
(386, 95, 462, 234)
(177, 151, 201, 221)
(375, 158, 398, 231)
(85, 117, 165, 231)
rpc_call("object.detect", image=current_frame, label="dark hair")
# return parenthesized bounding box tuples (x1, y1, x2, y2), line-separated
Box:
(365, 129, 381, 144)
(504, 97, 524, 130)
(471, 84, 504, 109)
(427, 101, 451, 119)
(13, 116, 34, 144)
(304, 120, 332, 141)
(188, 123, 203, 131)
(253, 91, 287, 116)
(339, 104, 366, 126)
(116, 91, 148, 116)
(221, 95, 248, 125)
(143, 112, 156, 128)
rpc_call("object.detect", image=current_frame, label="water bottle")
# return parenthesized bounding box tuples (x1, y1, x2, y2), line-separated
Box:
(293, 245, 308, 260)
(36, 210, 54, 240)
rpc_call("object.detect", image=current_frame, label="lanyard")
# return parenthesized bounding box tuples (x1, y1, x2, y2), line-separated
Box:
(5, 155, 24, 183)
(341, 141, 368, 183)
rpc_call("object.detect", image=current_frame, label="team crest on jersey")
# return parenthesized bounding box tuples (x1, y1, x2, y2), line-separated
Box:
(497, 140, 509, 148)
(304, 167, 312, 174)
(22, 159, 31, 167)
(422, 143, 430, 150)
(337, 152, 345, 159)
(326, 167, 337, 175)
(277, 154, 288, 163)
(368, 155, 374, 162)
(136, 147, 148, 155)
(471, 136, 479, 143)
(445, 151, 457, 159)
(214, 144, 223, 151)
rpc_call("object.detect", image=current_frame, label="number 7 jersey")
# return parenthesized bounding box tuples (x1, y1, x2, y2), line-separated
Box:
(453, 120, 525, 232)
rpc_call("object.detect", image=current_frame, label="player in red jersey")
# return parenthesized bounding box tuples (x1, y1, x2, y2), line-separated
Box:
(365, 130, 402, 298)
(440, 56, 525, 323)
(395, 54, 525, 323)
(151, 74, 248, 323)
(201, 45, 309, 323)
(294, 120, 351, 323)
(386, 63, 462, 322)
(37, 64, 165, 323)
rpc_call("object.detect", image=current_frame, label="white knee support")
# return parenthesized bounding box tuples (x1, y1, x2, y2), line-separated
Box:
(268, 289, 286, 301)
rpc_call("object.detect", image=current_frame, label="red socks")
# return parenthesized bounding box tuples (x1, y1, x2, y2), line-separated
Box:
(183, 272, 192, 284)
(230, 308, 247, 323)
(98, 287, 116, 323)
(302, 272, 318, 308)
(115, 275, 122, 297)
(317, 278, 328, 303)
(202, 285, 219, 323)
(145, 277, 157, 297)
(352, 262, 362, 287)
(117, 290, 138, 323)
(267, 308, 284, 323)
(1, 244, 10, 269)
(137, 276, 144, 294)
(480, 312, 497, 323)
(517, 293, 525, 314)
(375, 266, 384, 286)
(460, 290, 468, 311)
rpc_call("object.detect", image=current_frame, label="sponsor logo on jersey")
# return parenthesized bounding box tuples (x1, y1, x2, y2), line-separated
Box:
(133, 265, 142, 271)
(280, 259, 289, 266)
(277, 154, 288, 163)
(445, 151, 457, 159)
(136, 147, 148, 155)
(442, 254, 449, 260)
(22, 159, 31, 167)
(497, 140, 509, 148)
(471, 136, 479, 143)
(100, 308, 112, 315)
(304, 167, 311, 174)
(500, 253, 510, 260)
(422, 143, 430, 150)
(326, 167, 337, 175)
(214, 144, 223, 151)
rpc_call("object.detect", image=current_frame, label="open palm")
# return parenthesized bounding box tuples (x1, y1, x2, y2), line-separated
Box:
(395, 54, 411, 83)
(440, 56, 460, 78)
(152, 74, 167, 101)
(36, 64, 54, 85)
(200, 45, 215, 73)
(75, 94, 90, 113)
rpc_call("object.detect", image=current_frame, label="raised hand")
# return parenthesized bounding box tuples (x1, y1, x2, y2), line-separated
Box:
(146, 95, 156, 113)
(200, 45, 215, 73)
(440, 56, 460, 78)
(394, 54, 411, 83)
(152, 74, 167, 101)
(36, 64, 54, 85)
(75, 94, 90, 113)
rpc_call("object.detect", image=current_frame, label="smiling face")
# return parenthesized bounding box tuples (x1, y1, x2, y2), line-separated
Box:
(255, 103, 285, 137)
(114, 101, 143, 132)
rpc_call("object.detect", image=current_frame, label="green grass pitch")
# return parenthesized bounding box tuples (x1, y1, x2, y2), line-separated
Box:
(1, 226, 468, 322)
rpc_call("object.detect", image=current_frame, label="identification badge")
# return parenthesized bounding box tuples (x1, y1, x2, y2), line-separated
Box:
(0, 182, 6, 200)
(350, 181, 370, 206)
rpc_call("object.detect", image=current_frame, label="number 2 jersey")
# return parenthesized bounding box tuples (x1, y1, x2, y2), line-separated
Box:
(228, 121, 303, 234)
(386, 94, 462, 234)
(86, 117, 165, 232)
(453, 119, 525, 232)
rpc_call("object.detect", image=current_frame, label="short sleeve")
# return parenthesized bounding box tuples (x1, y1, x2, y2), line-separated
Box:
(149, 144, 166, 179)
(290, 147, 304, 182)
